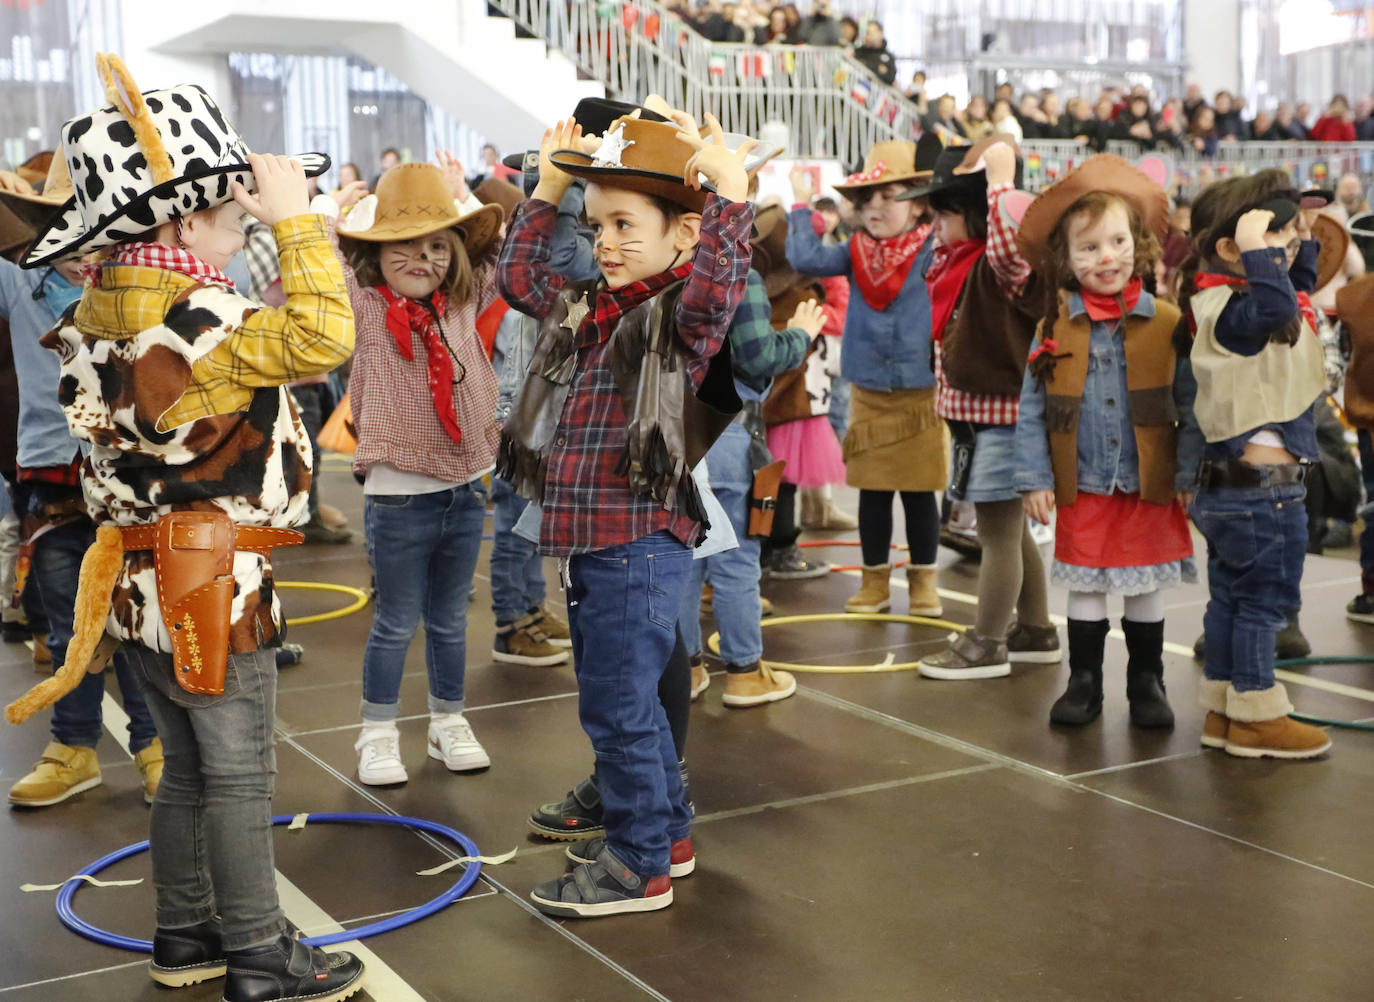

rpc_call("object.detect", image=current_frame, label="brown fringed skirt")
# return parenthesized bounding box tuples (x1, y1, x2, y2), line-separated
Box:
(842, 386, 948, 492)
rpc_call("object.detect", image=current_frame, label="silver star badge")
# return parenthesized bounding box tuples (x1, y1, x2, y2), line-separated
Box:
(561, 294, 591, 332)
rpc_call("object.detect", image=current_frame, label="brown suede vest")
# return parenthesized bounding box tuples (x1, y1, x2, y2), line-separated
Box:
(940, 259, 1043, 398)
(1040, 297, 1182, 507)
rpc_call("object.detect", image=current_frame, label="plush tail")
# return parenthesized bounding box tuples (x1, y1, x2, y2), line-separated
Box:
(6, 525, 123, 725)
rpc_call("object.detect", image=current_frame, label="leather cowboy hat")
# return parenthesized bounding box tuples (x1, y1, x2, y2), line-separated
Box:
(503, 98, 669, 172)
(16, 151, 53, 187)
(833, 133, 941, 199)
(898, 133, 1022, 203)
(0, 150, 75, 232)
(1016, 154, 1171, 272)
(338, 162, 503, 258)
(1313, 212, 1350, 291)
(474, 176, 524, 220)
(550, 115, 712, 212)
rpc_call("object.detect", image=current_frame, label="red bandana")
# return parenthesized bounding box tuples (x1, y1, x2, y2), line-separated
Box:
(849, 224, 929, 312)
(104, 242, 235, 288)
(1079, 276, 1143, 323)
(576, 262, 694, 348)
(1193, 272, 1318, 335)
(925, 239, 985, 343)
(376, 285, 463, 446)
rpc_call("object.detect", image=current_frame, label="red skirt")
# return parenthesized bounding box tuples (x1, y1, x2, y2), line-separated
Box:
(1054, 491, 1192, 568)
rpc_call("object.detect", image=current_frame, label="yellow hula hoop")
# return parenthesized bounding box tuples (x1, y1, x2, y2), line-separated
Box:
(276, 581, 371, 627)
(706, 613, 968, 674)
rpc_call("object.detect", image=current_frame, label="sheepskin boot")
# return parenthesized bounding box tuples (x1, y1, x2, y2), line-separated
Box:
(1224, 683, 1331, 759)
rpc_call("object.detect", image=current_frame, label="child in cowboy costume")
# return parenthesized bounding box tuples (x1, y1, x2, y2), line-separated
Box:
(498, 112, 755, 917)
(1178, 170, 1333, 760)
(904, 135, 1061, 680)
(6, 55, 365, 1000)
(1013, 155, 1201, 728)
(318, 156, 506, 786)
(785, 135, 949, 615)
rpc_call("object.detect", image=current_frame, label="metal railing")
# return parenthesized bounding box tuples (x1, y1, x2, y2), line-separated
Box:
(487, 0, 923, 165)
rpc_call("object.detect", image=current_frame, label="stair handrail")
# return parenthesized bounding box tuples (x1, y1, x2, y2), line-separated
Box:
(486, 0, 923, 166)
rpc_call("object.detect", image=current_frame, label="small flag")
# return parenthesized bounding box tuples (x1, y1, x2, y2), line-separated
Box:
(833, 66, 849, 87)
(621, 4, 640, 30)
(708, 51, 726, 77)
(644, 13, 660, 41)
(849, 78, 871, 106)
(676, 28, 689, 48)
(739, 52, 768, 78)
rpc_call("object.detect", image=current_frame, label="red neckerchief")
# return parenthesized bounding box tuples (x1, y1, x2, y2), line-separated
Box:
(925, 239, 985, 343)
(1079, 276, 1143, 323)
(375, 285, 463, 446)
(103, 242, 235, 288)
(576, 262, 694, 349)
(1193, 271, 1318, 335)
(849, 223, 930, 312)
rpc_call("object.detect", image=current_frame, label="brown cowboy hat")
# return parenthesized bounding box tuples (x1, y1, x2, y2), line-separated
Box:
(1313, 212, 1351, 291)
(0, 151, 76, 232)
(752, 204, 807, 298)
(832, 135, 940, 199)
(338, 162, 503, 257)
(1016, 154, 1171, 272)
(16, 151, 53, 187)
(474, 177, 524, 220)
(550, 116, 713, 212)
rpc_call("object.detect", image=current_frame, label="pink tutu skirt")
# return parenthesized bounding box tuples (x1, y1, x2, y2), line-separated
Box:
(767, 416, 847, 488)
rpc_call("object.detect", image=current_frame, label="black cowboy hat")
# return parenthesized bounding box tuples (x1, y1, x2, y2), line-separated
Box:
(898, 133, 1022, 203)
(503, 98, 670, 173)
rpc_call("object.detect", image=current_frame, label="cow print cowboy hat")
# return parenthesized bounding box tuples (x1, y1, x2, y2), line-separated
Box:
(22, 53, 328, 269)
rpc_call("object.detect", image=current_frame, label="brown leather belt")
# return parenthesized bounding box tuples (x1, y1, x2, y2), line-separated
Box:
(117, 524, 304, 557)
(1197, 458, 1309, 490)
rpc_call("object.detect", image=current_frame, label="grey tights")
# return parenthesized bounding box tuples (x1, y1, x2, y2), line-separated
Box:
(973, 499, 1050, 640)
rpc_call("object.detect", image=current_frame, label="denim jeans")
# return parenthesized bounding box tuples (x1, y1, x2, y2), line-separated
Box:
(488, 476, 546, 624)
(828, 374, 851, 442)
(1192, 482, 1307, 692)
(35, 517, 156, 752)
(362, 483, 486, 721)
(125, 644, 286, 951)
(568, 530, 693, 877)
(678, 425, 762, 667)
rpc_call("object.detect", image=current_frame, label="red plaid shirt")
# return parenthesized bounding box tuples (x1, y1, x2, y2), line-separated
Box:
(498, 195, 754, 556)
(107, 242, 236, 288)
(933, 182, 1031, 426)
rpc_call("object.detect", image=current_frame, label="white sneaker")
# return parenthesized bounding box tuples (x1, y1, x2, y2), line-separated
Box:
(427, 713, 490, 772)
(355, 724, 408, 785)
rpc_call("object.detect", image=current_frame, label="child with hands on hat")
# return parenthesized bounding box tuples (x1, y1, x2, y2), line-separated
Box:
(15, 54, 364, 1001)
(317, 151, 507, 786)
(785, 137, 948, 614)
(498, 111, 756, 918)
(1178, 170, 1333, 760)
(1013, 155, 1200, 729)
(910, 136, 1060, 680)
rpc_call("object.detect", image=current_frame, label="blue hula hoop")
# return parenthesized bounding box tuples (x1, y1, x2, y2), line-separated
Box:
(56, 812, 485, 952)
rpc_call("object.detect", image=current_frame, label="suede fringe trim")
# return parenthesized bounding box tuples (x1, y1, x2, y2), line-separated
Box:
(495, 435, 550, 506)
(617, 422, 709, 526)
(1044, 394, 1081, 435)
(843, 406, 939, 459)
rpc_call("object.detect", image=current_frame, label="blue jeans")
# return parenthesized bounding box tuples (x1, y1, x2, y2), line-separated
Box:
(489, 477, 546, 624)
(678, 425, 762, 667)
(828, 374, 851, 442)
(362, 484, 486, 721)
(1192, 483, 1307, 692)
(36, 518, 156, 752)
(126, 645, 286, 951)
(568, 531, 693, 877)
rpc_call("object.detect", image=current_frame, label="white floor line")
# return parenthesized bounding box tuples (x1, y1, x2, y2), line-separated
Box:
(284, 690, 579, 739)
(0, 959, 146, 995)
(845, 570, 1374, 705)
(1064, 750, 1207, 781)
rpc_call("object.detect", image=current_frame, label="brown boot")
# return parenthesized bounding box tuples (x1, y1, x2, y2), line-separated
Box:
(135, 738, 164, 804)
(32, 635, 51, 673)
(1224, 683, 1331, 759)
(8, 742, 102, 807)
(534, 605, 571, 648)
(845, 563, 891, 613)
(760, 596, 774, 617)
(799, 488, 824, 530)
(492, 616, 569, 667)
(690, 656, 710, 701)
(905, 564, 942, 617)
(817, 486, 858, 530)
(701, 582, 714, 614)
(722, 662, 797, 707)
(1198, 679, 1229, 749)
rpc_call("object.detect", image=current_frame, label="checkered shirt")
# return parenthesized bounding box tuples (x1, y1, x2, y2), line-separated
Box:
(498, 194, 755, 556)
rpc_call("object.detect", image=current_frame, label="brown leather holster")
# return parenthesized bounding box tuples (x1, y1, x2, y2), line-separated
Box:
(119, 514, 302, 696)
(748, 460, 786, 537)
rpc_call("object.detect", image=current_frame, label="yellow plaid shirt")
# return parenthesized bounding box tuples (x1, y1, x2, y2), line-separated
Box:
(74, 214, 354, 429)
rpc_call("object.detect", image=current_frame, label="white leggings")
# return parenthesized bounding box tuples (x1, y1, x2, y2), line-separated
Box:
(1066, 589, 1164, 623)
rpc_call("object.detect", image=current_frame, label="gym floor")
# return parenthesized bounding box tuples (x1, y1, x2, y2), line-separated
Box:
(3, 468, 1373, 1002)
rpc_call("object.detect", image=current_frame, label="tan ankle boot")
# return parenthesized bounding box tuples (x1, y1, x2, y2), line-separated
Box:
(818, 486, 858, 530)
(1198, 679, 1229, 749)
(799, 488, 824, 530)
(845, 564, 891, 613)
(722, 662, 797, 707)
(1224, 683, 1331, 759)
(905, 564, 942, 616)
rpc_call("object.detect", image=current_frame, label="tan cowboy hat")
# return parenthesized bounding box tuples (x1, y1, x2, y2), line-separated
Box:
(752, 204, 806, 298)
(16, 151, 53, 187)
(550, 116, 712, 212)
(339, 162, 503, 257)
(0, 151, 76, 232)
(474, 176, 524, 220)
(1313, 213, 1351, 291)
(832, 136, 937, 199)
(1016, 154, 1171, 273)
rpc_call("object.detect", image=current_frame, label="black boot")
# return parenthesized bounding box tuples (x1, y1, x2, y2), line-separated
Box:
(223, 934, 364, 1002)
(1050, 619, 1108, 725)
(1275, 609, 1311, 660)
(149, 918, 225, 987)
(1122, 619, 1175, 728)
(528, 773, 603, 840)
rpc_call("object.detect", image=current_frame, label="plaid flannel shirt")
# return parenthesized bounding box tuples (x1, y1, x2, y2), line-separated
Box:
(727, 270, 809, 394)
(77, 215, 353, 430)
(498, 194, 754, 556)
(934, 182, 1031, 426)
